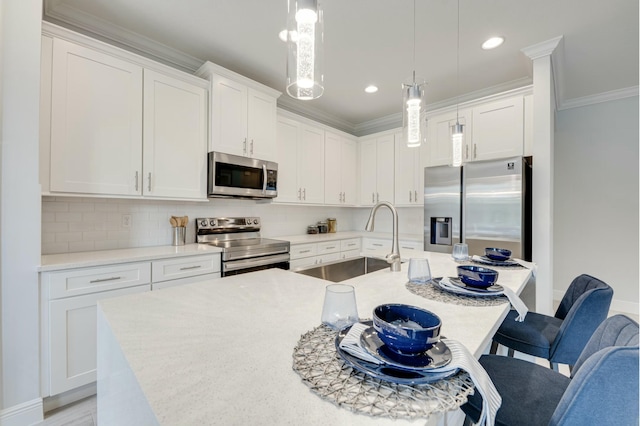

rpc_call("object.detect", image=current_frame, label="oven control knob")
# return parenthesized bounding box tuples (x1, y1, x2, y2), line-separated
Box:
(253, 219, 259, 225)
(209, 220, 216, 226)
(200, 220, 208, 227)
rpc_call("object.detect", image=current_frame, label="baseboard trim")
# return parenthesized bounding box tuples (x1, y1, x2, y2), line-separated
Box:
(43, 382, 97, 413)
(553, 290, 639, 318)
(0, 398, 43, 426)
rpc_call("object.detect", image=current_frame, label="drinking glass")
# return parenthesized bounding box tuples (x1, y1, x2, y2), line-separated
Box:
(452, 243, 469, 261)
(321, 284, 359, 330)
(408, 258, 432, 284)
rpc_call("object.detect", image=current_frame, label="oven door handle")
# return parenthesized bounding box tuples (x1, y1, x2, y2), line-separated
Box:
(262, 164, 267, 194)
(223, 253, 290, 272)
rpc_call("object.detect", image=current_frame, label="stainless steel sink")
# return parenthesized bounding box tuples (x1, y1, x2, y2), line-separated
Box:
(293, 256, 392, 282)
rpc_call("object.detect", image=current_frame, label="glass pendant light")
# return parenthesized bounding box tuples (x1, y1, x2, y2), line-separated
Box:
(286, 0, 324, 100)
(402, 0, 426, 148)
(451, 0, 464, 167)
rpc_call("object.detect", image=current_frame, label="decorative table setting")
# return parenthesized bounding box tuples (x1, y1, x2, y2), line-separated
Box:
(96, 250, 533, 425)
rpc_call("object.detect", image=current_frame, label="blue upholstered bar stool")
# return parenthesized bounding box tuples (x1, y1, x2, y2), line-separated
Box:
(491, 274, 613, 370)
(462, 315, 639, 426)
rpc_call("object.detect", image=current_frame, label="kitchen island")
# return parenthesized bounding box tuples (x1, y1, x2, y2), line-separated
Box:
(97, 251, 532, 425)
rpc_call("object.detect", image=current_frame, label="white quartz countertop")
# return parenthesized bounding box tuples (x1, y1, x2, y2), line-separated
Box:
(39, 244, 223, 272)
(98, 252, 532, 425)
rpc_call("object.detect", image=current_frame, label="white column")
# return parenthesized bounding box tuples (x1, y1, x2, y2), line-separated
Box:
(522, 37, 563, 315)
(0, 0, 44, 424)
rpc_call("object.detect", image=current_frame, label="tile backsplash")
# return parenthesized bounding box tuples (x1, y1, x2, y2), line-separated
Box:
(42, 196, 423, 255)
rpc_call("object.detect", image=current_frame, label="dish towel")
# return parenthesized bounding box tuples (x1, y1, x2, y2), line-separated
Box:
(434, 339, 502, 426)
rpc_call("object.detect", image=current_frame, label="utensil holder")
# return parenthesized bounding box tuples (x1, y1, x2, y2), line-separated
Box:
(173, 227, 186, 246)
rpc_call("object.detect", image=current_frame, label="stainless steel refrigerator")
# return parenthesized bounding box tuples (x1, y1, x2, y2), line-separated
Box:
(424, 156, 532, 261)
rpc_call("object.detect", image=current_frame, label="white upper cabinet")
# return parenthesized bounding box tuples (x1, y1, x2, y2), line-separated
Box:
(49, 38, 143, 196)
(394, 132, 427, 206)
(197, 61, 280, 161)
(359, 134, 394, 206)
(275, 114, 325, 204)
(42, 28, 209, 201)
(324, 131, 357, 205)
(142, 69, 208, 199)
(470, 95, 524, 161)
(425, 109, 472, 167)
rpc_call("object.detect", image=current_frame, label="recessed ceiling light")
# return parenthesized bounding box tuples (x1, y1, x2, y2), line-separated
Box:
(482, 36, 504, 50)
(365, 85, 378, 93)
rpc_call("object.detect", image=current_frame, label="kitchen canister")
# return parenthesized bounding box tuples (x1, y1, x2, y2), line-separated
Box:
(173, 226, 186, 246)
(317, 221, 328, 234)
(327, 218, 337, 233)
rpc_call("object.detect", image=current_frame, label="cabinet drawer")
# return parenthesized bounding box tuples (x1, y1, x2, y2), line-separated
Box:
(340, 238, 361, 251)
(290, 257, 319, 270)
(45, 262, 151, 299)
(362, 238, 392, 252)
(317, 252, 340, 264)
(152, 254, 220, 283)
(400, 241, 423, 251)
(317, 241, 340, 255)
(152, 272, 221, 290)
(290, 243, 318, 260)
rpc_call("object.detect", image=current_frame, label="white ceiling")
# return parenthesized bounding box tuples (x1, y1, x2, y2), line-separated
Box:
(43, 0, 639, 135)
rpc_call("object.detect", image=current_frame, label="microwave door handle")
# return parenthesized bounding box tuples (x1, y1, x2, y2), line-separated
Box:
(262, 164, 267, 194)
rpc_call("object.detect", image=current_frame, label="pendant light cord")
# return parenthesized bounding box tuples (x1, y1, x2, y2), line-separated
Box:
(456, 0, 460, 121)
(412, 0, 416, 84)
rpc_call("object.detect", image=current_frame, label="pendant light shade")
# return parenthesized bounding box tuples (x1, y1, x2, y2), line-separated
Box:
(450, 0, 464, 167)
(286, 0, 324, 100)
(401, 0, 425, 148)
(402, 80, 427, 148)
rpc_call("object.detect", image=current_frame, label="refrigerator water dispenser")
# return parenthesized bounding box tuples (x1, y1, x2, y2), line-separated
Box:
(430, 217, 452, 246)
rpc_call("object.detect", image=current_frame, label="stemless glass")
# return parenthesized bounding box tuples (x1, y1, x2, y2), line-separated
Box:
(321, 284, 359, 330)
(408, 258, 432, 284)
(452, 243, 469, 261)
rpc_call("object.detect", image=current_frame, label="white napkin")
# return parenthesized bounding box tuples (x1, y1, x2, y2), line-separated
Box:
(500, 286, 528, 322)
(471, 255, 520, 267)
(433, 339, 502, 426)
(513, 258, 537, 277)
(338, 322, 382, 364)
(439, 278, 528, 322)
(438, 277, 500, 296)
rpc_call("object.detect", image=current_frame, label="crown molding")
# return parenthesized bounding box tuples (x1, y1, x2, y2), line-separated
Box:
(559, 86, 639, 110)
(522, 36, 565, 110)
(43, 1, 203, 73)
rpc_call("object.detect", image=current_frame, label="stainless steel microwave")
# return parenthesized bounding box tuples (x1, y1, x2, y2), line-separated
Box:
(207, 151, 278, 199)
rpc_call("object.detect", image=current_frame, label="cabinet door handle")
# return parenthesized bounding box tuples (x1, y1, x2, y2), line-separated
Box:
(90, 276, 122, 283)
(347, 243, 356, 247)
(465, 145, 469, 159)
(180, 265, 202, 271)
(303, 188, 306, 200)
(243, 138, 247, 155)
(409, 190, 412, 202)
(298, 188, 302, 200)
(474, 143, 477, 159)
(372, 192, 375, 203)
(402, 246, 415, 250)
(148, 173, 152, 192)
(135, 171, 139, 191)
(299, 249, 311, 254)
(250, 140, 254, 156)
(373, 243, 383, 247)
(414, 190, 418, 202)
(326, 246, 336, 250)
(376, 192, 379, 203)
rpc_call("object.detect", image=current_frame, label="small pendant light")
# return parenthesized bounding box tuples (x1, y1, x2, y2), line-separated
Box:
(402, 0, 426, 148)
(286, 0, 324, 100)
(451, 0, 464, 167)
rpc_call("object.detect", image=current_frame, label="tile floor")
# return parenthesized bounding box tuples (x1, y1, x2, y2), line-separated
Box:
(37, 310, 638, 425)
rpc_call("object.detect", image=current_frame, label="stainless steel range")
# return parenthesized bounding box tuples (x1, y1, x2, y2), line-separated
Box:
(196, 217, 290, 277)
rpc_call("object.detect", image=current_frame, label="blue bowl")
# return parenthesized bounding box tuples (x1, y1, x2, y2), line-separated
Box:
(457, 265, 499, 288)
(485, 247, 512, 261)
(372, 304, 441, 354)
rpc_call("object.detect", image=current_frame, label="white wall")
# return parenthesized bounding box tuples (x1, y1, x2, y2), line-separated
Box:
(0, 0, 43, 423)
(554, 96, 639, 314)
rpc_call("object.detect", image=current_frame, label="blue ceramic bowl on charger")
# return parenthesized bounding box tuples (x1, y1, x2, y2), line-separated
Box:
(485, 247, 512, 261)
(372, 304, 441, 354)
(457, 265, 499, 288)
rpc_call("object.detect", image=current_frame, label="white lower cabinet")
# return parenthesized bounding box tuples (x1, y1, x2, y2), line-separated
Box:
(42, 253, 221, 397)
(290, 238, 362, 270)
(48, 284, 150, 395)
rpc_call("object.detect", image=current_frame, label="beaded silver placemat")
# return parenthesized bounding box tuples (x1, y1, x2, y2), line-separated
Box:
(292, 324, 474, 420)
(406, 280, 509, 307)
